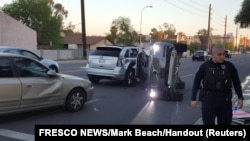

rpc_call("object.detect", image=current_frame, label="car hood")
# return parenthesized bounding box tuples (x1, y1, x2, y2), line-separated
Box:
(58, 73, 91, 84)
(40, 58, 59, 67)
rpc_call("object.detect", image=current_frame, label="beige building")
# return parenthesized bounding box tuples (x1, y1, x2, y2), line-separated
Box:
(0, 11, 37, 50)
(63, 34, 113, 50)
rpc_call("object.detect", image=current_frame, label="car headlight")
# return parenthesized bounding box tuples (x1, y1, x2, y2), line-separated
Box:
(149, 88, 157, 98)
(153, 45, 159, 55)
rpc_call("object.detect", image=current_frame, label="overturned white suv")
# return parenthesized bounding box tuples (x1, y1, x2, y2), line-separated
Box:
(85, 45, 142, 86)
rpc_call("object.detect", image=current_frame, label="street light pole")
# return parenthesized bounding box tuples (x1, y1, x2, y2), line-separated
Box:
(140, 5, 152, 47)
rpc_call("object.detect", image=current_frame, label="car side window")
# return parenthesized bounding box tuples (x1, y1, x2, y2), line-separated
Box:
(13, 58, 48, 77)
(0, 58, 14, 78)
(124, 49, 130, 57)
(21, 50, 40, 60)
(130, 49, 138, 58)
(4, 49, 20, 55)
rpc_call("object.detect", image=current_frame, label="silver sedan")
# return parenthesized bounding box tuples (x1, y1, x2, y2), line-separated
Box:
(0, 53, 94, 116)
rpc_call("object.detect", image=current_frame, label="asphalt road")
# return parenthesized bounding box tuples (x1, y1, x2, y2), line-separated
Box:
(1, 53, 250, 140)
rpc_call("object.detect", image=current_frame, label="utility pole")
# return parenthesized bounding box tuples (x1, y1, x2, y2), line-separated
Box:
(81, 0, 87, 60)
(223, 16, 227, 48)
(207, 4, 211, 52)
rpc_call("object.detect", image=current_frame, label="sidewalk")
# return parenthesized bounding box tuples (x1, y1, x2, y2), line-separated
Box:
(57, 59, 87, 64)
(194, 95, 250, 125)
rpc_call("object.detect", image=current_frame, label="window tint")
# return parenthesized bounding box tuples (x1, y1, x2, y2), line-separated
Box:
(21, 50, 39, 60)
(14, 58, 48, 77)
(4, 49, 20, 55)
(0, 58, 13, 78)
(91, 47, 121, 57)
(124, 50, 130, 57)
(130, 49, 138, 57)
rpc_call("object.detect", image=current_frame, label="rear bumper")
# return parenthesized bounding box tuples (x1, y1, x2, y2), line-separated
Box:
(85, 66, 126, 80)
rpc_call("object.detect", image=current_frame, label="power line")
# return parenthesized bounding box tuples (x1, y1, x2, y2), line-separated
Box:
(189, 0, 208, 9)
(211, 10, 225, 23)
(163, 0, 206, 18)
(178, 0, 207, 14)
(189, 0, 225, 23)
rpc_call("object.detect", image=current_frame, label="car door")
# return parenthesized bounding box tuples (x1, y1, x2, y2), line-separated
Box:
(135, 49, 149, 82)
(13, 57, 64, 110)
(0, 57, 22, 114)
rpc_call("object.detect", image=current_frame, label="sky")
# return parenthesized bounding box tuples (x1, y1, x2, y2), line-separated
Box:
(0, 0, 249, 37)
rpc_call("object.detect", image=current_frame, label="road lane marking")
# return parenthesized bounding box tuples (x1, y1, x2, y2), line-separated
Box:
(0, 98, 101, 140)
(0, 128, 34, 141)
(180, 74, 194, 78)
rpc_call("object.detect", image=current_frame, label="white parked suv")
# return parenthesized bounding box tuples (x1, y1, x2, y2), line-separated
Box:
(85, 45, 142, 86)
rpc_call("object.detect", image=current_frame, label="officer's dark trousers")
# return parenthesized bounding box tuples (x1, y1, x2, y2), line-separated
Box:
(201, 93, 232, 125)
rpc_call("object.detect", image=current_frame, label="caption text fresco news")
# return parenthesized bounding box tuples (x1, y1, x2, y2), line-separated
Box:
(37, 128, 246, 138)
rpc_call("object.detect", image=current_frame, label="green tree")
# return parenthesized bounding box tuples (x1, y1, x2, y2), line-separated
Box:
(189, 42, 202, 54)
(150, 22, 176, 42)
(149, 27, 164, 41)
(1, 0, 68, 48)
(196, 28, 209, 50)
(235, 0, 250, 28)
(106, 16, 137, 45)
(62, 21, 77, 36)
(106, 26, 118, 44)
(225, 41, 234, 51)
(163, 22, 176, 35)
(177, 32, 187, 44)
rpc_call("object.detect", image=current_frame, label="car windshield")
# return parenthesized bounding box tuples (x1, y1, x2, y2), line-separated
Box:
(194, 51, 205, 55)
(91, 47, 121, 57)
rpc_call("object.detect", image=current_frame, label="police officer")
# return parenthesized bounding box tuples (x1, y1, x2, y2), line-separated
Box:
(191, 45, 244, 125)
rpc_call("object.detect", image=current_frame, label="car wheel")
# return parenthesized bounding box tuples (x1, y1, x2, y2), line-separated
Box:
(124, 67, 135, 86)
(49, 65, 59, 73)
(65, 88, 86, 112)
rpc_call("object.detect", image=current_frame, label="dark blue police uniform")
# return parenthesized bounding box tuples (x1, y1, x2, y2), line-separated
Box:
(191, 59, 244, 125)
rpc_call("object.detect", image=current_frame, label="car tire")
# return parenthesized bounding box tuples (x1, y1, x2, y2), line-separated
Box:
(65, 88, 86, 112)
(124, 67, 135, 87)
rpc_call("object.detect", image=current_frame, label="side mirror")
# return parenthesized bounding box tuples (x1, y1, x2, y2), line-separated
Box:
(47, 69, 58, 76)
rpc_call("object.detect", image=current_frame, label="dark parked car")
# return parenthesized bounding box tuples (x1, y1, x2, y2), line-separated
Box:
(225, 50, 232, 58)
(192, 50, 209, 61)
